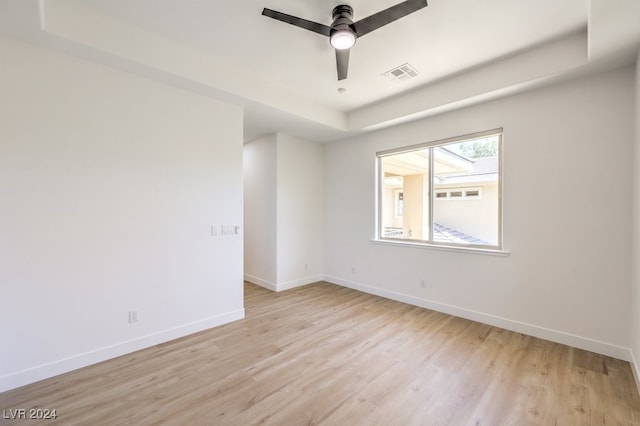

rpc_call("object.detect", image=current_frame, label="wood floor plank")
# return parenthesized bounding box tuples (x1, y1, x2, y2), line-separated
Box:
(1, 281, 639, 425)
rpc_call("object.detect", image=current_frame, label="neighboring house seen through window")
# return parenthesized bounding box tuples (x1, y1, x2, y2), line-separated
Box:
(377, 129, 502, 250)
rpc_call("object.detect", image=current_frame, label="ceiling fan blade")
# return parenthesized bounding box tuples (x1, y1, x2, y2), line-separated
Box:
(353, 0, 428, 37)
(336, 48, 350, 81)
(262, 8, 331, 37)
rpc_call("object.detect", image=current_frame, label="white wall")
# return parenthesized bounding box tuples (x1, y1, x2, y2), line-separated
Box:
(631, 50, 640, 388)
(244, 135, 278, 286)
(276, 134, 324, 288)
(0, 36, 244, 392)
(324, 66, 635, 359)
(244, 133, 324, 291)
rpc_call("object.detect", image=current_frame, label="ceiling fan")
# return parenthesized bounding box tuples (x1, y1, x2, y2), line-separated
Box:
(262, 0, 428, 81)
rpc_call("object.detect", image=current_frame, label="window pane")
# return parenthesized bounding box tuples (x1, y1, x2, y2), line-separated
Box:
(380, 149, 430, 240)
(377, 130, 502, 250)
(432, 136, 500, 246)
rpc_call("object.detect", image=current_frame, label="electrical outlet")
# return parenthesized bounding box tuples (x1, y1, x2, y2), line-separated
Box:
(351, 266, 356, 274)
(218, 225, 240, 235)
(128, 310, 139, 323)
(420, 279, 426, 288)
(221, 225, 235, 235)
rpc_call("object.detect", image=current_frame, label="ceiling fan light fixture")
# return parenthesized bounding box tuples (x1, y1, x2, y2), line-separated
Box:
(330, 29, 356, 50)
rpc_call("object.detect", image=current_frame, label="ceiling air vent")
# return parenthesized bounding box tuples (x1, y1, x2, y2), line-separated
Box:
(382, 63, 419, 82)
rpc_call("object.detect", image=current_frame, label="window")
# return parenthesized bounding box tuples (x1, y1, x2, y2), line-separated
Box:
(435, 187, 482, 200)
(377, 129, 502, 250)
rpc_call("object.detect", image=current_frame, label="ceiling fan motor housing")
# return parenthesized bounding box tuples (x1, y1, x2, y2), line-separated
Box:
(330, 5, 356, 40)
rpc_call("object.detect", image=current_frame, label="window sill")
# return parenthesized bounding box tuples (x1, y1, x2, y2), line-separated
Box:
(371, 239, 510, 257)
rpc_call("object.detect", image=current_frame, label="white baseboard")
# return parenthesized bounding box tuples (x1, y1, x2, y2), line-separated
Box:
(245, 274, 323, 292)
(244, 274, 277, 291)
(324, 275, 631, 362)
(275, 275, 324, 292)
(0, 309, 244, 393)
(630, 349, 640, 397)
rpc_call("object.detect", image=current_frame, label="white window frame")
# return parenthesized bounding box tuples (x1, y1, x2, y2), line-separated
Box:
(376, 128, 504, 252)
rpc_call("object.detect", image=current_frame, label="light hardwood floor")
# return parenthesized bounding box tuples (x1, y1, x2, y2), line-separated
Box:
(2, 282, 640, 425)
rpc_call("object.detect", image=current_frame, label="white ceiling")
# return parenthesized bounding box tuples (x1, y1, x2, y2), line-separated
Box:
(1, 0, 639, 142)
(80, 0, 588, 110)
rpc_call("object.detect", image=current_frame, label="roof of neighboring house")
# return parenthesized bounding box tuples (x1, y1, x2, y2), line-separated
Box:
(441, 155, 499, 176)
(467, 156, 499, 175)
(436, 155, 499, 185)
(433, 223, 489, 245)
(383, 223, 489, 245)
